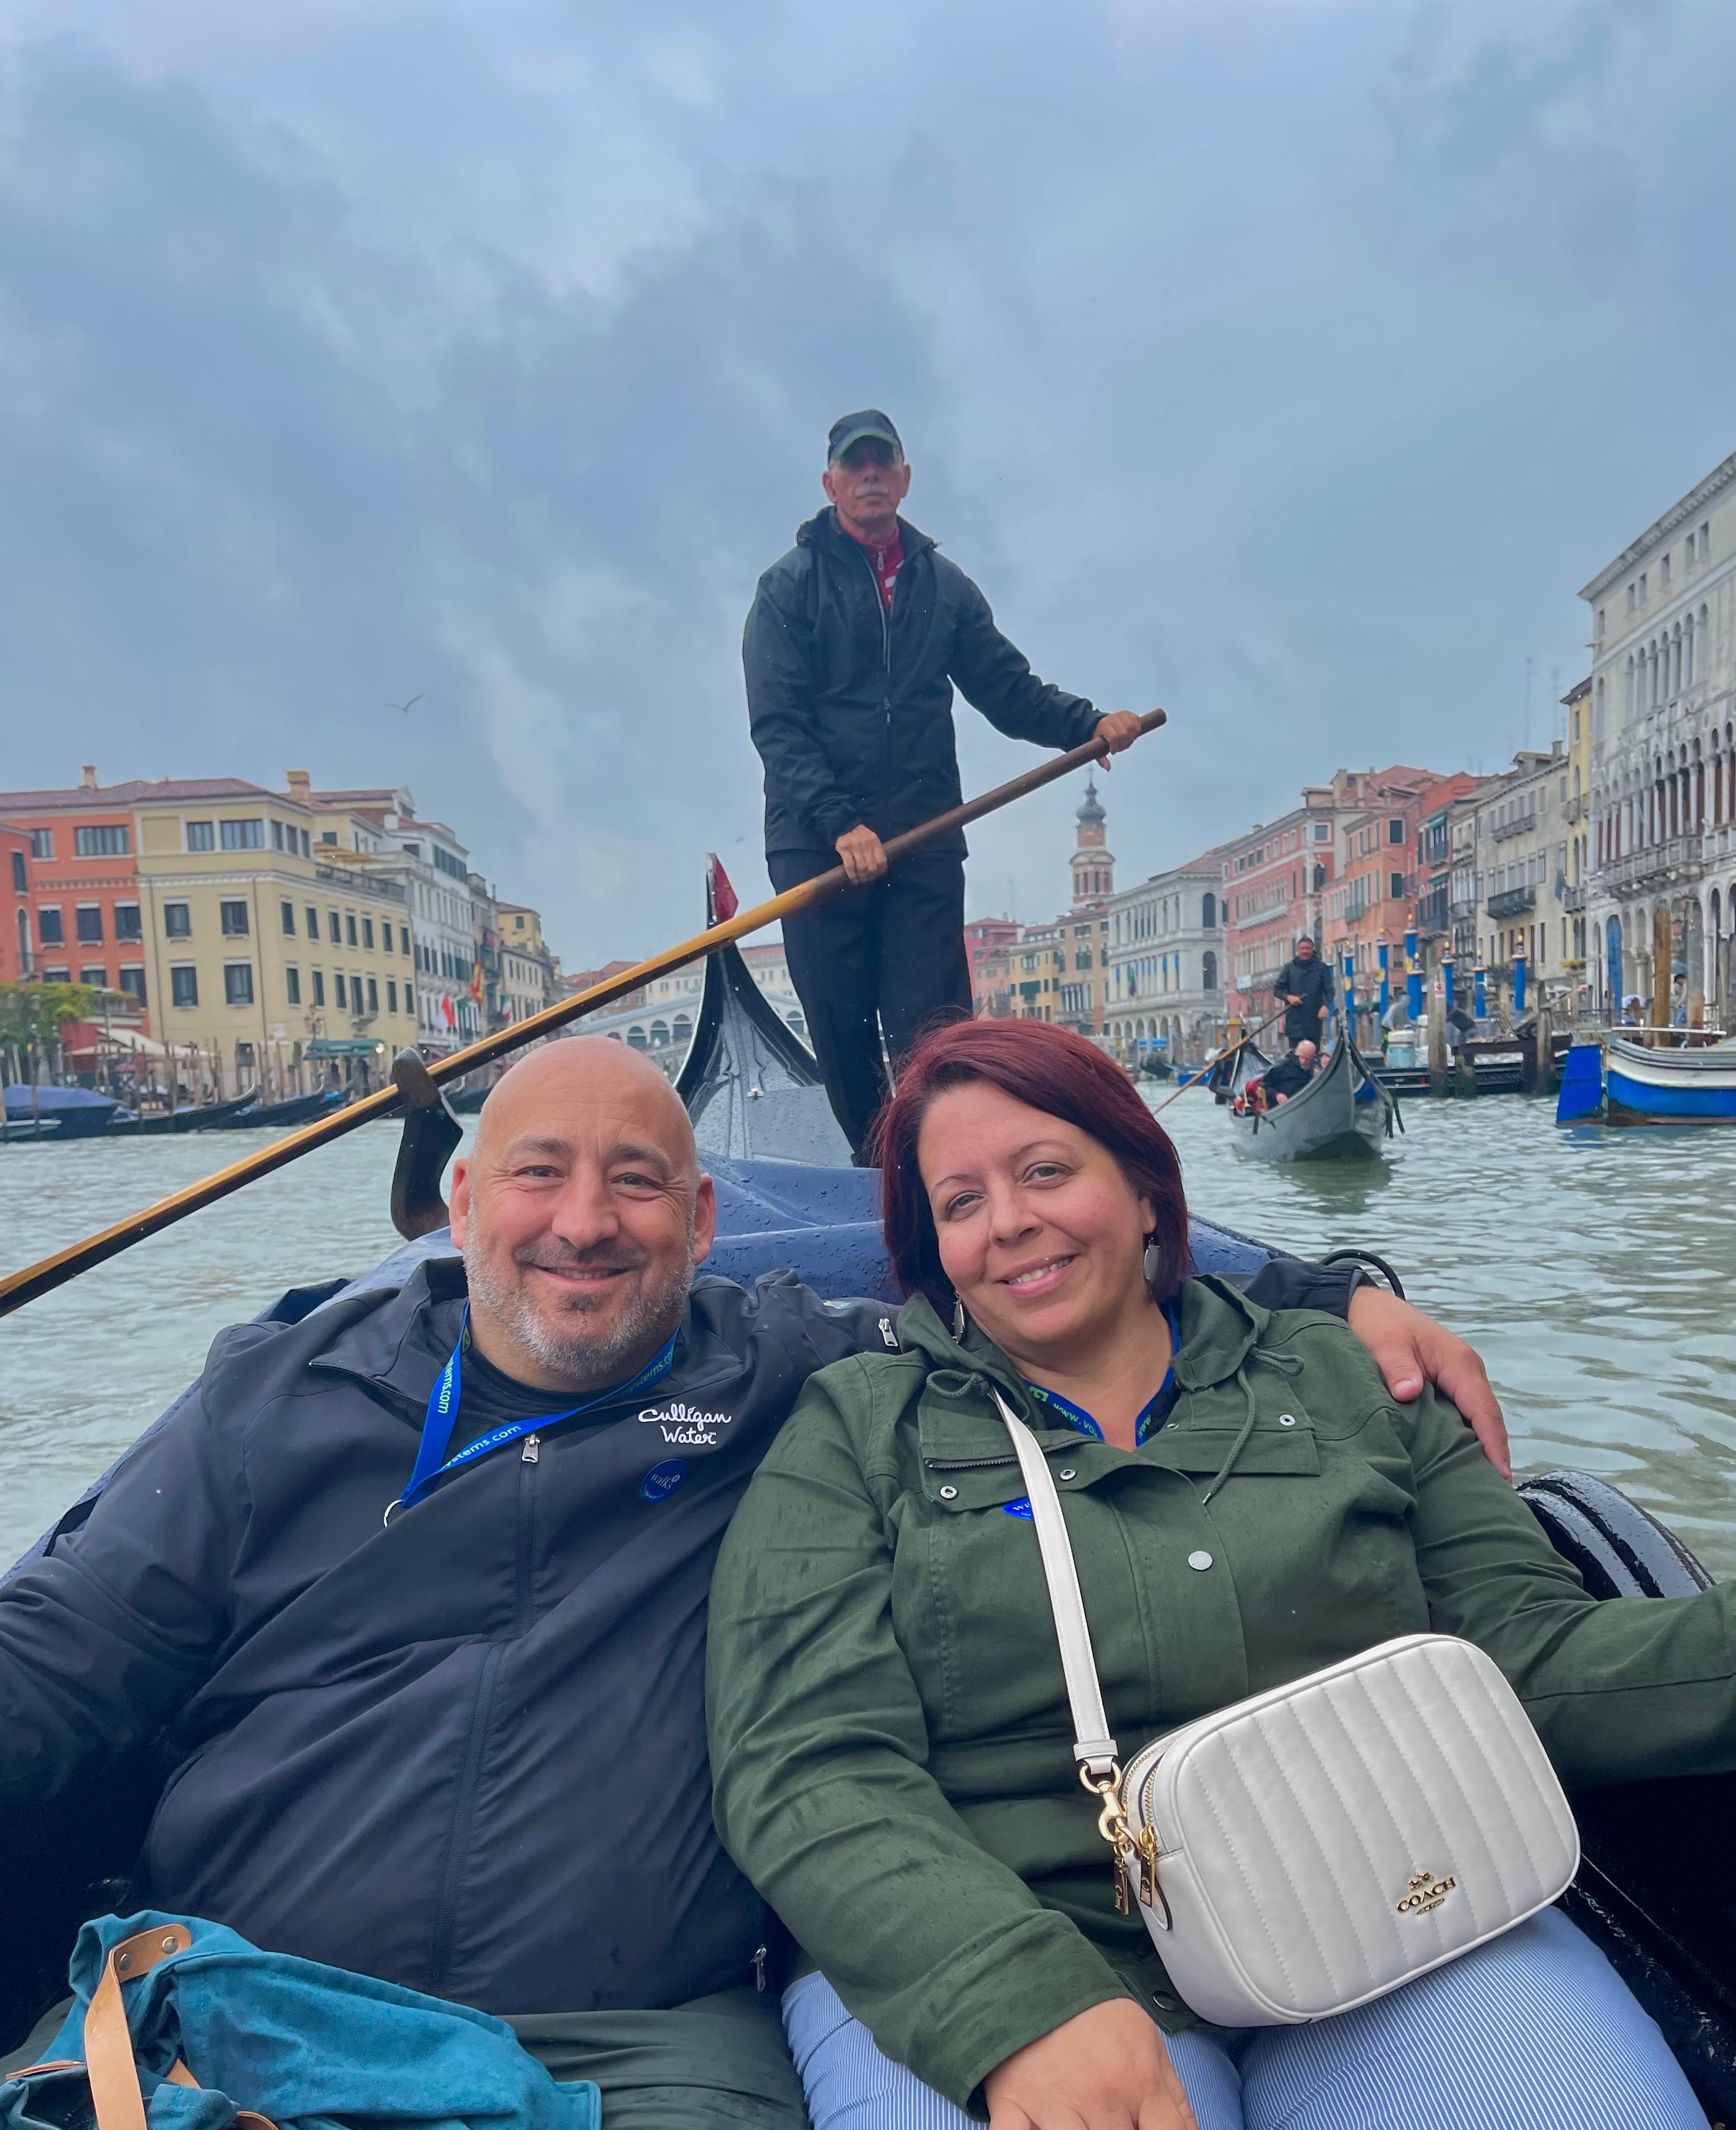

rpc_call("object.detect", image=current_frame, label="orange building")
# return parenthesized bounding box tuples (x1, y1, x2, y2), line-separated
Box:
(0, 768, 151, 1028)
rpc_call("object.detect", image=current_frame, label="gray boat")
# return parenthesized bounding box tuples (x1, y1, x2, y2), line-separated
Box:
(1229, 1033, 1397, 1161)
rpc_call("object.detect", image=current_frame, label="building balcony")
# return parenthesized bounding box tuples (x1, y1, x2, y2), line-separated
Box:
(1487, 886, 1536, 921)
(1491, 816, 1537, 844)
(1450, 896, 1479, 919)
(1564, 796, 1585, 825)
(1595, 836, 1703, 896)
(1562, 884, 1587, 912)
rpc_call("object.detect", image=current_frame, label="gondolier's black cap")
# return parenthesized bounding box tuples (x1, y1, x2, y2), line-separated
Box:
(828, 409, 903, 462)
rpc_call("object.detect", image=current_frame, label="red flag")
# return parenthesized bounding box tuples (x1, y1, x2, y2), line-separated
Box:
(707, 854, 739, 924)
(441, 992, 456, 1030)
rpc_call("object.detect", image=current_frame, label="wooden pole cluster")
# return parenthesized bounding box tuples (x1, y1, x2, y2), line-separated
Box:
(0, 711, 1166, 1320)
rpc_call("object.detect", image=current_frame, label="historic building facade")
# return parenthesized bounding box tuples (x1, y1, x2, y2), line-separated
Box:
(1585, 450, 1736, 1024)
(1103, 846, 1230, 1061)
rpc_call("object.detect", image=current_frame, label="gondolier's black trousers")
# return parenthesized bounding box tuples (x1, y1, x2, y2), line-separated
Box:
(770, 848, 974, 1161)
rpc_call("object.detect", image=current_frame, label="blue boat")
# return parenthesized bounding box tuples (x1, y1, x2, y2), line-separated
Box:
(1, 1085, 119, 1141)
(1556, 1036, 1736, 1127)
(1603, 1036, 1736, 1125)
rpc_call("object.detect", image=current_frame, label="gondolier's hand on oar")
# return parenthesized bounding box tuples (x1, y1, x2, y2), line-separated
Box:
(1347, 1286, 1512, 1481)
(834, 824, 890, 884)
(1093, 709, 1144, 759)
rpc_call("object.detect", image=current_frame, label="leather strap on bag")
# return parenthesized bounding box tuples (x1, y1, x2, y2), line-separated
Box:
(8, 1924, 280, 2130)
(86, 1924, 194, 2130)
(988, 1389, 1118, 1777)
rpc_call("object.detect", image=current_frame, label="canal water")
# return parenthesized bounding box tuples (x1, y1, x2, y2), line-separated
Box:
(3, 1095, 1736, 1578)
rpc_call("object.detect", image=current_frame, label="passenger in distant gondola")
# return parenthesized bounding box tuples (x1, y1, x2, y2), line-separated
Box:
(1261, 1036, 1317, 1102)
(743, 409, 1144, 1161)
(1272, 933, 1333, 1049)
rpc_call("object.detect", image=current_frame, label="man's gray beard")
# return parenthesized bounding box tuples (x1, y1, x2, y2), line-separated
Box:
(463, 1229, 696, 1389)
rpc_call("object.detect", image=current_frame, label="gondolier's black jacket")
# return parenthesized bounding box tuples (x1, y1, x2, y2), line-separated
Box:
(0, 1253, 1356, 2020)
(744, 508, 1103, 858)
(1272, 954, 1334, 1044)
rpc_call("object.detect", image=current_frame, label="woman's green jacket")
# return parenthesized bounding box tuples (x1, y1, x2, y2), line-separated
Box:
(705, 1277, 1736, 2111)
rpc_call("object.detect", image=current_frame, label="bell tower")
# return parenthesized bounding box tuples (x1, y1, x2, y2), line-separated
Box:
(1070, 775, 1114, 909)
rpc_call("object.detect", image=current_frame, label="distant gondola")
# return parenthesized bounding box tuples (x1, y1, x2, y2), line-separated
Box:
(200, 1088, 351, 1130)
(2, 950, 1734, 2119)
(1229, 1034, 1397, 1160)
(105, 1094, 260, 1137)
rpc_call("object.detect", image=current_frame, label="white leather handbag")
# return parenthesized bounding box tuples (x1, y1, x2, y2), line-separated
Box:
(990, 1389, 1580, 2027)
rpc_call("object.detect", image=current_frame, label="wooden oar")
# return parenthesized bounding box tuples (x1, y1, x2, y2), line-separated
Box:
(1147, 1008, 1282, 1118)
(0, 710, 1166, 1320)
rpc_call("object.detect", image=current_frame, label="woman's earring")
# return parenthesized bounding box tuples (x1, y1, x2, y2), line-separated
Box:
(952, 1292, 968, 1340)
(1143, 1234, 1161, 1287)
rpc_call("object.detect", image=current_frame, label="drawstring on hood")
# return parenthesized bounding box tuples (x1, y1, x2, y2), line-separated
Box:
(1201, 1348, 1305, 1504)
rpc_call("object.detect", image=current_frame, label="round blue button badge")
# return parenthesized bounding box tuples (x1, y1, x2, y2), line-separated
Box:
(641, 1459, 689, 1503)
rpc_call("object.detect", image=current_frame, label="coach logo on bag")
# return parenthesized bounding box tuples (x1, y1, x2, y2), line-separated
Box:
(1397, 1868, 1458, 1917)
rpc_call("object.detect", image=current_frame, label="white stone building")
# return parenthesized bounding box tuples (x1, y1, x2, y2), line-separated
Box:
(1103, 847, 1229, 1062)
(1584, 450, 1736, 1023)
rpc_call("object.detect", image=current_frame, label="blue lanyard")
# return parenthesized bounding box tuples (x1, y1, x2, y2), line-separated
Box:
(1026, 1300, 1182, 1447)
(385, 1306, 677, 1523)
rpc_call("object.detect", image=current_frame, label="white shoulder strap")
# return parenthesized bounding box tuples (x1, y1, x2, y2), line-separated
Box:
(988, 1387, 1119, 1779)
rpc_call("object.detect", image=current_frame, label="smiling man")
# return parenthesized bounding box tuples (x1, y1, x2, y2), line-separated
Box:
(0, 1038, 1512, 2124)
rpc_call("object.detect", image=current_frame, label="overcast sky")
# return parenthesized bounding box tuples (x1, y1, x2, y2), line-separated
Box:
(1, 1, 1730, 963)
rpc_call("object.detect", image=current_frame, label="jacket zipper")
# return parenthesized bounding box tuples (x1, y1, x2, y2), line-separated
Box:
(925, 1453, 1019, 1472)
(857, 542, 894, 770)
(431, 1446, 537, 1992)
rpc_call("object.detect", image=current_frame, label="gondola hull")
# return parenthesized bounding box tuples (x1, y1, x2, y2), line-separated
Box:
(1605, 1036, 1736, 1124)
(1229, 1036, 1396, 1160)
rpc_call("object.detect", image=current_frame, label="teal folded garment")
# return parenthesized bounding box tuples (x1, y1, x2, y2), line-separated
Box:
(20, 1913, 600, 2130)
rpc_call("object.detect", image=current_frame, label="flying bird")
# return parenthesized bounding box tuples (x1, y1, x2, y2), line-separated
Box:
(385, 693, 423, 714)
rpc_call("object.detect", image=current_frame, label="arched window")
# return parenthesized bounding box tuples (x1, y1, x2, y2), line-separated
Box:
(649, 1019, 670, 1048)
(626, 1025, 648, 1051)
(1201, 892, 1216, 930)
(1202, 950, 1218, 991)
(672, 1013, 692, 1048)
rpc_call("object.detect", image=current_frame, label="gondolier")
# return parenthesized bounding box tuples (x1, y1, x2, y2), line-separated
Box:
(1273, 933, 1334, 1048)
(743, 409, 1142, 1158)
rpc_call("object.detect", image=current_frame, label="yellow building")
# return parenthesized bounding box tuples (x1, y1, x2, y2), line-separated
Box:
(133, 778, 416, 1098)
(493, 900, 559, 1025)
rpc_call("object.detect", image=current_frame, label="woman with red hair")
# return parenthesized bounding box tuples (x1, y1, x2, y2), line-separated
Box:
(708, 1019, 1718, 2130)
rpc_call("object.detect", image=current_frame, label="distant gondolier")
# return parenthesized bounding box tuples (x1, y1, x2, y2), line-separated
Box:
(1273, 934, 1334, 1049)
(743, 409, 1141, 1157)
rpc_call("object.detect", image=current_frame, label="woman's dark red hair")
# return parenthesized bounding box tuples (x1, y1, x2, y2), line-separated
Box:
(869, 1019, 1190, 1317)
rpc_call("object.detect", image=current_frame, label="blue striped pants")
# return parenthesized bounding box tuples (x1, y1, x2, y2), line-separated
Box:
(783, 1910, 1708, 2129)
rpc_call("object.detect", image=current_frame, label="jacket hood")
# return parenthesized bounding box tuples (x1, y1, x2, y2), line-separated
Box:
(895, 1275, 1272, 1403)
(795, 506, 938, 560)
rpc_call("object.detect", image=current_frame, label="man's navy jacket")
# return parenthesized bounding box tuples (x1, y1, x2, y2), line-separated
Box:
(743, 508, 1100, 859)
(0, 1254, 1351, 2019)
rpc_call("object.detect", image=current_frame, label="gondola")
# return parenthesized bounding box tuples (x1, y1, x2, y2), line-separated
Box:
(2, 939, 1734, 2121)
(200, 1089, 351, 1131)
(108, 1094, 260, 1137)
(1, 1086, 119, 1141)
(1228, 1031, 1397, 1160)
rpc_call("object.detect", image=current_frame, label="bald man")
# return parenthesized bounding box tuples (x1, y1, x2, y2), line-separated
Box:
(0, 1039, 1509, 2124)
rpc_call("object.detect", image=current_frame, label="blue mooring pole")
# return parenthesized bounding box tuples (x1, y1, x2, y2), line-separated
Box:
(1405, 920, 1422, 1021)
(1378, 937, 1390, 1020)
(1514, 944, 1527, 1016)
(1474, 963, 1487, 1019)
(1442, 948, 1456, 1013)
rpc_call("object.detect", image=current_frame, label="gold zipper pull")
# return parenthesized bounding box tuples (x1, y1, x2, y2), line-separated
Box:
(1136, 1825, 1160, 1911)
(1113, 1851, 1131, 1916)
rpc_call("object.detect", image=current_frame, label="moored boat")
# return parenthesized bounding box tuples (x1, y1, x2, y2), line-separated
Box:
(1, 1086, 119, 1141)
(1605, 1034, 1736, 1125)
(107, 1094, 260, 1137)
(1229, 1034, 1397, 1161)
(200, 1088, 351, 1131)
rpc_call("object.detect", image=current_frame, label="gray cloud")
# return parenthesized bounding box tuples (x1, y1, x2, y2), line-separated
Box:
(0, 1, 1730, 959)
